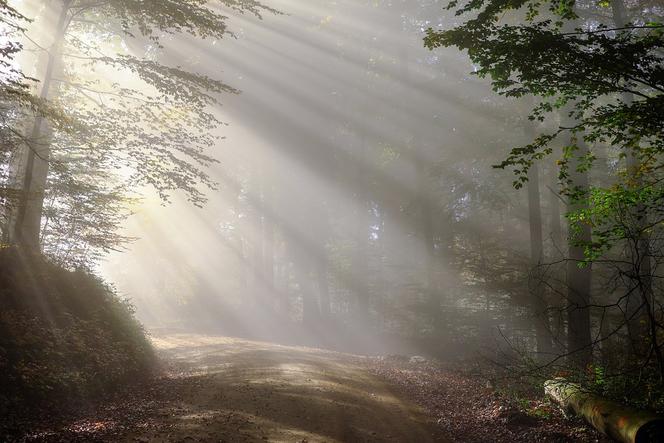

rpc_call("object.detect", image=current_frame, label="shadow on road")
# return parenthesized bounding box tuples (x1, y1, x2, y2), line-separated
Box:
(125, 333, 447, 442)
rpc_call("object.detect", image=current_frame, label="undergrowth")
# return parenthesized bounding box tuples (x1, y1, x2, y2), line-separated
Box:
(0, 249, 154, 422)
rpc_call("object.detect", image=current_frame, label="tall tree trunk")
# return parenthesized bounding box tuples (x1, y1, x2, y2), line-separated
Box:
(555, 12, 593, 369)
(610, 0, 656, 366)
(351, 130, 370, 322)
(276, 230, 290, 314)
(292, 242, 319, 327)
(618, 91, 652, 362)
(317, 256, 330, 319)
(262, 180, 275, 306)
(10, 0, 71, 251)
(547, 160, 566, 350)
(565, 135, 593, 368)
(416, 148, 438, 331)
(528, 162, 553, 357)
(249, 167, 264, 308)
(548, 161, 564, 257)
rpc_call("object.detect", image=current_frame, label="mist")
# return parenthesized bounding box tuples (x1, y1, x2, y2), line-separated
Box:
(2, 0, 663, 441)
(100, 0, 524, 356)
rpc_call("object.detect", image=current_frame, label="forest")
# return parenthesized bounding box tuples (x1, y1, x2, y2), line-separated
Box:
(0, 0, 663, 442)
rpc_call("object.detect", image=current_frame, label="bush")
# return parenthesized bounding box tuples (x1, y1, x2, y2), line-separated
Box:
(0, 248, 154, 416)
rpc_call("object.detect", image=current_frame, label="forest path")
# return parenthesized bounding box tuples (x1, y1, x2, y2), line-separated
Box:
(17, 333, 608, 442)
(120, 333, 447, 443)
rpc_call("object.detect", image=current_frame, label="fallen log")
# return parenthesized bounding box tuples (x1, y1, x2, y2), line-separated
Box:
(544, 378, 664, 443)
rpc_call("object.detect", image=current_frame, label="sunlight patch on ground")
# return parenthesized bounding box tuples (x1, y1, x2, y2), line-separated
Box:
(123, 333, 445, 442)
(150, 333, 241, 350)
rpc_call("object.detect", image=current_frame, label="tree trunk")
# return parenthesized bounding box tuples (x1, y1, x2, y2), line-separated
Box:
(548, 161, 564, 257)
(292, 244, 319, 327)
(553, 9, 594, 370)
(416, 147, 438, 330)
(317, 256, 330, 319)
(10, 0, 71, 251)
(545, 378, 664, 443)
(351, 131, 370, 322)
(546, 159, 567, 350)
(621, 91, 653, 362)
(250, 167, 265, 308)
(565, 135, 593, 368)
(263, 182, 275, 304)
(527, 162, 553, 357)
(301, 268, 319, 327)
(610, 0, 657, 368)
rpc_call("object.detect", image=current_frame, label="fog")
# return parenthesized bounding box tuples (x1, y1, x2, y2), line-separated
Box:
(97, 0, 539, 357)
(4, 0, 664, 439)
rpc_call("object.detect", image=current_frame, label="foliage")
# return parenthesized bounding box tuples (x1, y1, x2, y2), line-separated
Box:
(422, 0, 664, 411)
(424, 0, 664, 263)
(567, 184, 664, 263)
(0, 0, 276, 267)
(0, 1, 30, 93)
(0, 249, 154, 417)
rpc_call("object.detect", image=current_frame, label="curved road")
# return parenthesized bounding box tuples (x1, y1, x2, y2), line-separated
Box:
(125, 334, 447, 442)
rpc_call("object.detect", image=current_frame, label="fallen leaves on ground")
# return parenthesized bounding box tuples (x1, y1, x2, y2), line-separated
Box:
(364, 357, 611, 443)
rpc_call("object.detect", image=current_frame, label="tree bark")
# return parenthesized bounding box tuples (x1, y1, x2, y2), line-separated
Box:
(317, 256, 330, 319)
(553, 8, 594, 370)
(252, 168, 265, 307)
(292, 243, 319, 327)
(610, 0, 656, 367)
(10, 0, 71, 251)
(548, 161, 564, 257)
(351, 130, 370, 322)
(416, 146, 438, 330)
(262, 181, 275, 304)
(527, 162, 553, 357)
(565, 135, 593, 369)
(545, 378, 664, 443)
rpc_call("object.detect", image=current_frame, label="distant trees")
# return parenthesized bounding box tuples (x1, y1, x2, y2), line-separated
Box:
(140, 0, 545, 351)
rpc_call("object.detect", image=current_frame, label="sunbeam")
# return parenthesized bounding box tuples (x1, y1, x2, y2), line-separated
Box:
(2, 0, 663, 441)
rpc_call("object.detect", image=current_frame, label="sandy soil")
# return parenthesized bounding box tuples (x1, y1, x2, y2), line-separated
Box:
(20, 334, 447, 442)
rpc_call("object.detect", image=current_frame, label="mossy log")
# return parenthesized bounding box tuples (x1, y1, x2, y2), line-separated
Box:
(544, 378, 664, 443)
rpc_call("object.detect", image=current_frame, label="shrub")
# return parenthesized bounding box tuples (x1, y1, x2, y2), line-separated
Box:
(0, 248, 154, 416)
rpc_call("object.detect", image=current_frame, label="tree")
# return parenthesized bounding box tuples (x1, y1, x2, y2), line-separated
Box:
(0, 2, 70, 240)
(424, 0, 664, 372)
(4, 0, 274, 265)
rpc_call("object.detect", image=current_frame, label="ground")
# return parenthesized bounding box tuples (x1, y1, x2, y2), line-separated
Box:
(365, 358, 609, 443)
(10, 333, 609, 443)
(16, 334, 447, 442)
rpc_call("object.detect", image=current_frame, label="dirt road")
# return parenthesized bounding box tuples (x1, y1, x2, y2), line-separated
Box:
(26, 334, 445, 442)
(15, 333, 612, 443)
(135, 334, 446, 442)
